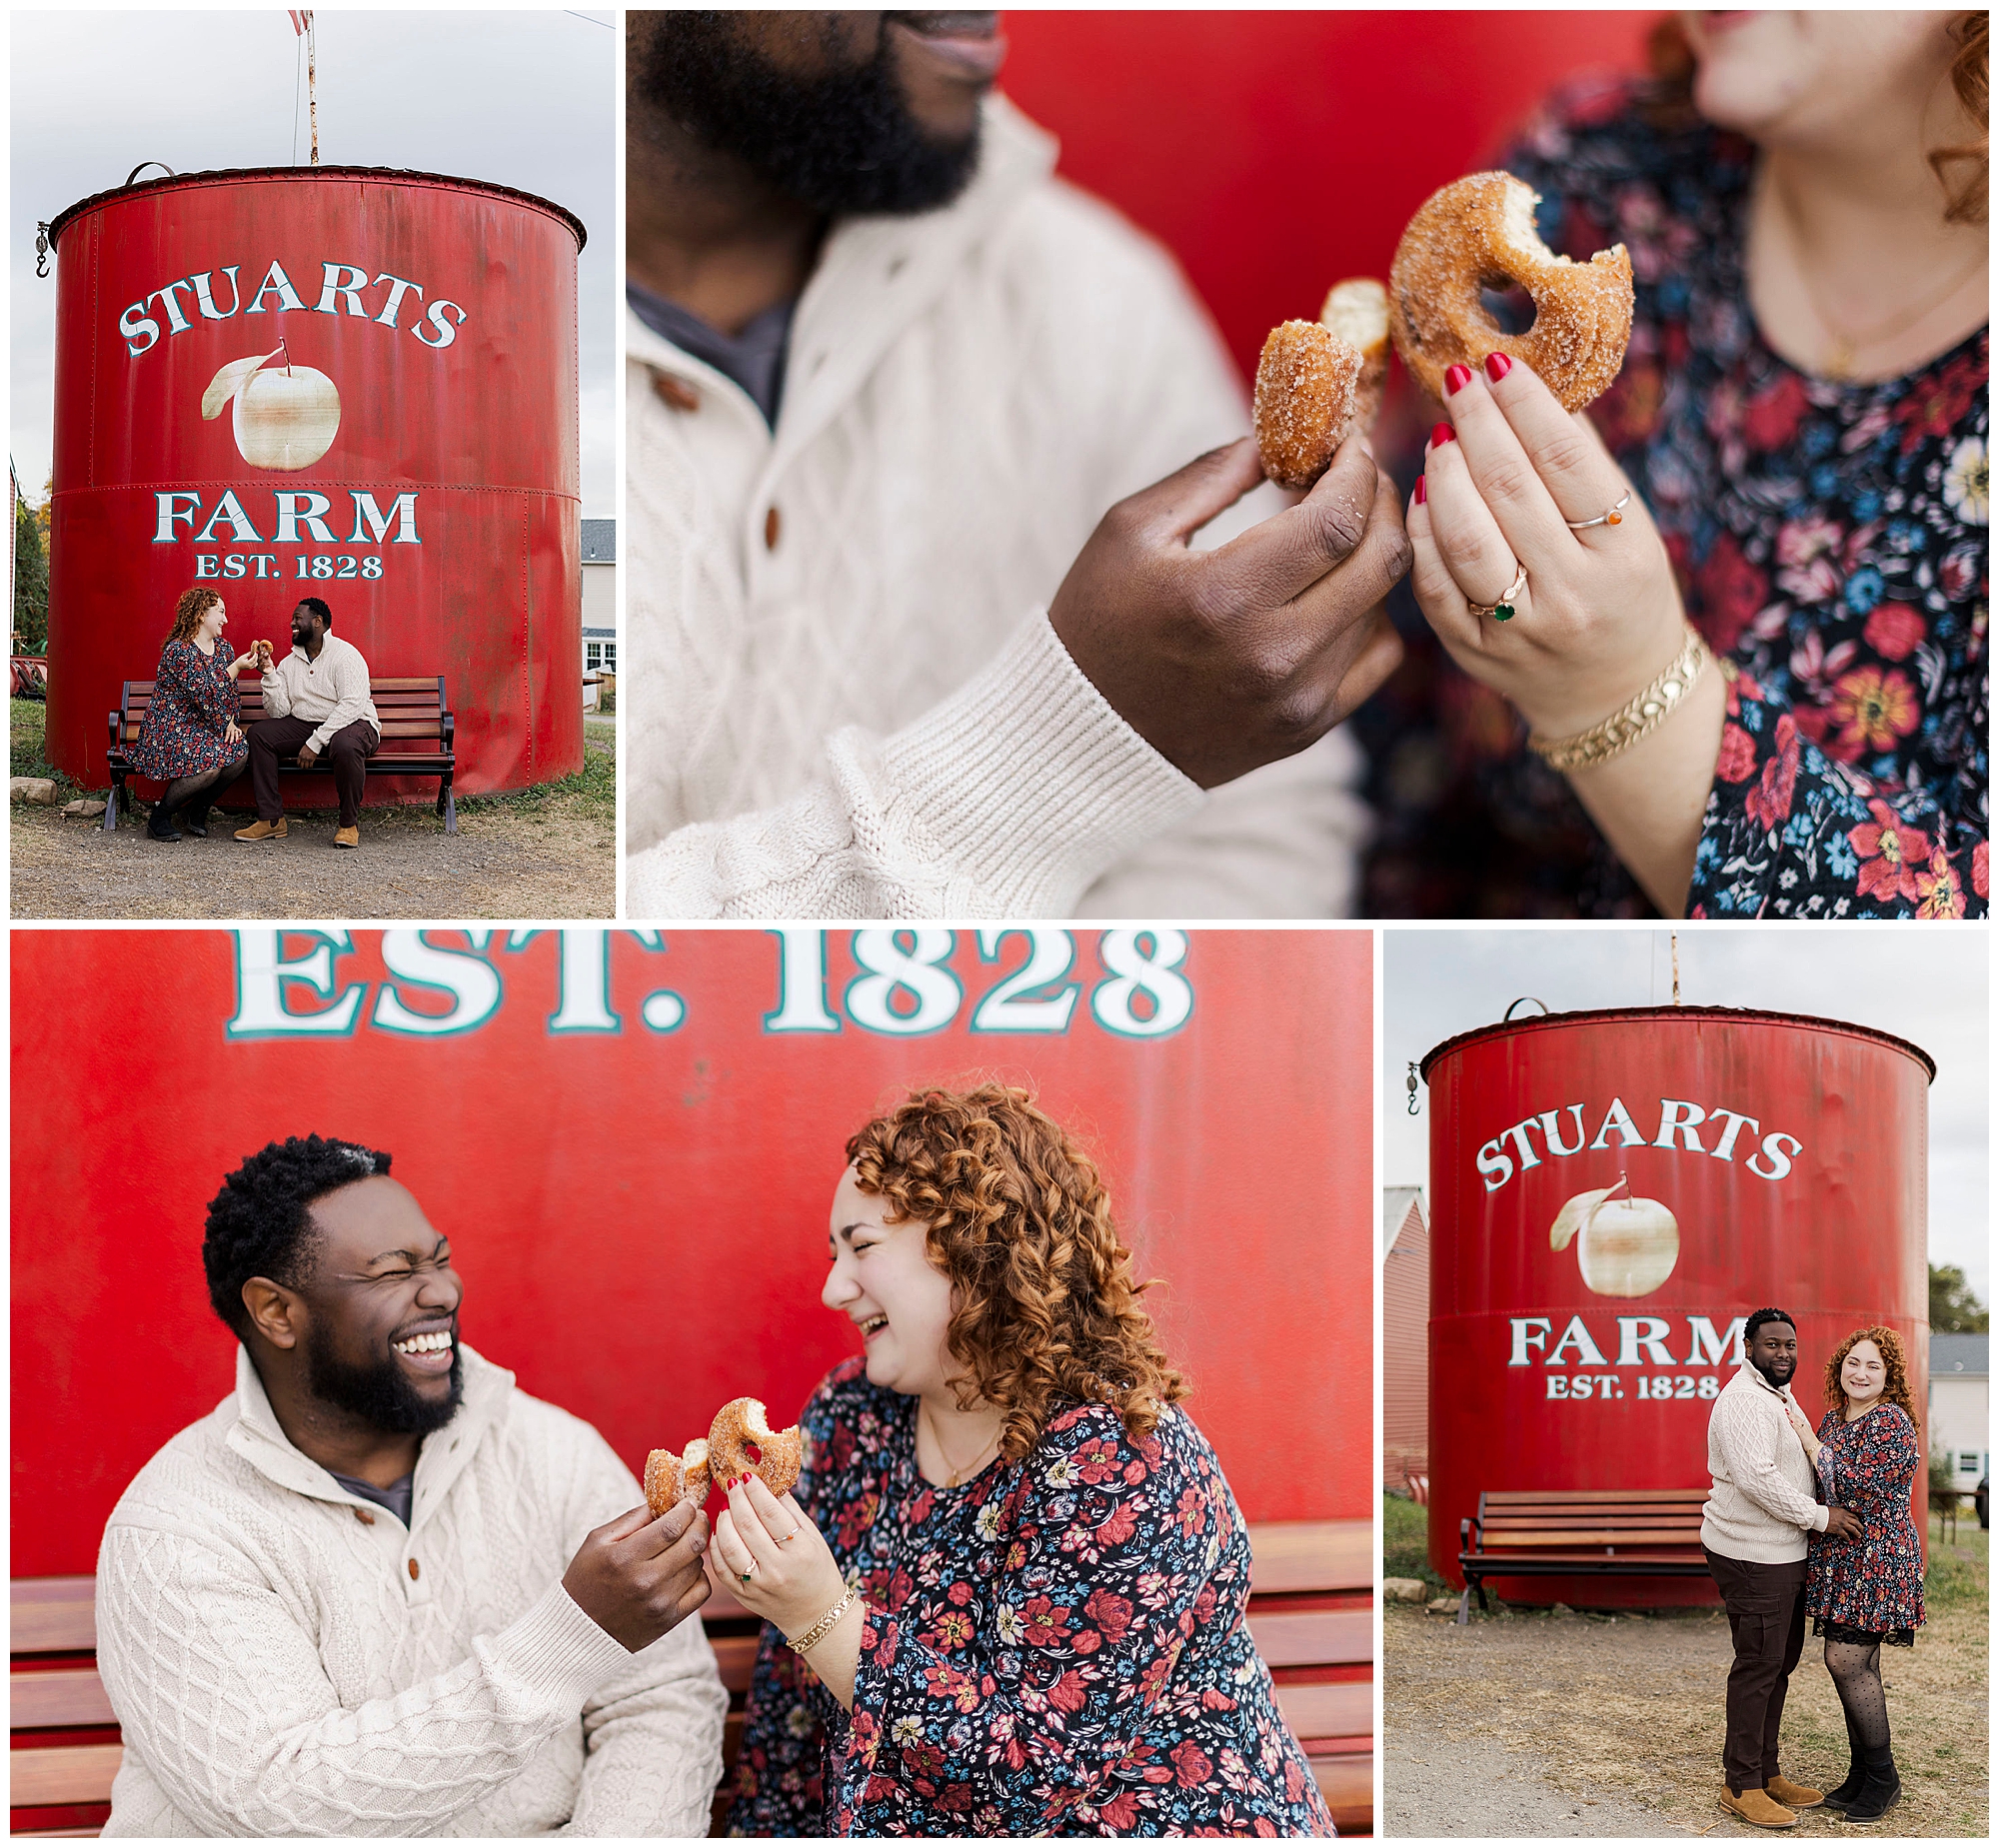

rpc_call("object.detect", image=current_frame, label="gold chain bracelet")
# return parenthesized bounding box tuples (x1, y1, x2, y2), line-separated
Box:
(787, 1586, 858, 1657)
(1527, 625, 1714, 774)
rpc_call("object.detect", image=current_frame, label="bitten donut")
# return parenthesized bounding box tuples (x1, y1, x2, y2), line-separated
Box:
(1320, 277, 1391, 434)
(644, 1439, 711, 1516)
(707, 1396, 803, 1496)
(1388, 172, 1633, 412)
(1254, 322, 1361, 490)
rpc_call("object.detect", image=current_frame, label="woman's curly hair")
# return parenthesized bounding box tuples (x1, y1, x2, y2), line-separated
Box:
(846, 1083, 1183, 1463)
(166, 587, 222, 648)
(1821, 1325, 1920, 1434)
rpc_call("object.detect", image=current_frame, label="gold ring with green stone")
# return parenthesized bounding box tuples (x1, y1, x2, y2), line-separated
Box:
(1467, 561, 1528, 623)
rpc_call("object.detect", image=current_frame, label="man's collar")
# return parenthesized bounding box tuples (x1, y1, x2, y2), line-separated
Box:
(226, 1341, 514, 1518)
(629, 91, 1057, 432)
(1738, 1358, 1793, 1397)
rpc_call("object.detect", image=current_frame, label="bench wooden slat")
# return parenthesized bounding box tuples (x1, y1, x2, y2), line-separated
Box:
(1312, 1752, 1372, 1827)
(1248, 1519, 1371, 1595)
(1274, 1680, 1369, 1744)
(1481, 1489, 1709, 1506)
(1246, 1609, 1369, 1668)
(9, 1580, 96, 1654)
(11, 1669, 116, 1729)
(8, 1744, 123, 1807)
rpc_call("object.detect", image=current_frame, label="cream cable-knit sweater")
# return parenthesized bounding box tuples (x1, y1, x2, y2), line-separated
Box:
(96, 1345, 727, 1837)
(1701, 1361, 1831, 1563)
(626, 94, 1368, 920)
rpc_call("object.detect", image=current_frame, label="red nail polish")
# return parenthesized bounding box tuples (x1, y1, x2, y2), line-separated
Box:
(1484, 351, 1513, 383)
(1443, 363, 1473, 396)
(1414, 475, 1427, 507)
(1430, 422, 1455, 448)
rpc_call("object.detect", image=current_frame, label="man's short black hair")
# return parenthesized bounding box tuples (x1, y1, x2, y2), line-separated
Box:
(1744, 1307, 1797, 1344)
(296, 596, 333, 629)
(203, 1136, 391, 1340)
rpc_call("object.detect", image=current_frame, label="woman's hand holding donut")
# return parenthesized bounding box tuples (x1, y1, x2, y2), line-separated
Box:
(1407, 353, 1727, 915)
(708, 1473, 847, 1641)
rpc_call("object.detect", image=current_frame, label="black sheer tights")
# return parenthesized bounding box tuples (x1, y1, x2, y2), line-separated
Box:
(1824, 1638, 1890, 1750)
(161, 762, 240, 812)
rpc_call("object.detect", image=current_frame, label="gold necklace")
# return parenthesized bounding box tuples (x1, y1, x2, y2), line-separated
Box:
(1766, 174, 1988, 380)
(921, 1403, 1000, 1488)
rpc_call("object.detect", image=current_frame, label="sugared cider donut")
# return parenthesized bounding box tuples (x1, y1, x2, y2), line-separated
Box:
(707, 1397, 803, 1496)
(1254, 325, 1356, 491)
(1253, 278, 1390, 490)
(644, 1439, 712, 1517)
(1389, 172, 1633, 413)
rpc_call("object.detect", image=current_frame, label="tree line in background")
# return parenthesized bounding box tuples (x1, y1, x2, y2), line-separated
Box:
(13, 474, 51, 654)
(1929, 1263, 1989, 1333)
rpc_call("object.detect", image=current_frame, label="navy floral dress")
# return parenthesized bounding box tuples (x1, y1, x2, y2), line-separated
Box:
(725, 1360, 1333, 1837)
(1806, 1402, 1925, 1645)
(128, 638, 247, 781)
(1355, 76, 1988, 918)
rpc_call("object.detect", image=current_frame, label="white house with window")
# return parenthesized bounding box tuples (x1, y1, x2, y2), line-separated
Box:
(1928, 1332, 1988, 1496)
(582, 517, 615, 710)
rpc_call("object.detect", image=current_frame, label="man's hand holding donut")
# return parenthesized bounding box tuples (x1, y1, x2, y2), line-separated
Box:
(1049, 434, 1409, 790)
(562, 1496, 714, 1652)
(1407, 354, 1726, 915)
(710, 1474, 863, 1707)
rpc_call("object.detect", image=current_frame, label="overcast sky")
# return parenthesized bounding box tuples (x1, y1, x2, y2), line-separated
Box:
(10, 8, 614, 516)
(1384, 928, 1991, 1306)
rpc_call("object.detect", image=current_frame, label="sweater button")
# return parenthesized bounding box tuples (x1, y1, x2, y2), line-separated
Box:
(353, 1506, 376, 1526)
(764, 506, 782, 551)
(407, 1557, 421, 1581)
(654, 373, 700, 413)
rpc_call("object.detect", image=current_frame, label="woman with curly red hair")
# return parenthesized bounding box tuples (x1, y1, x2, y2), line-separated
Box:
(1781, 1326, 1925, 1823)
(711, 1083, 1333, 1836)
(126, 587, 262, 842)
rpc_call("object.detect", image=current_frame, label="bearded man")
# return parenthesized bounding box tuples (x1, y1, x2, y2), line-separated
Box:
(626, 11, 1409, 918)
(94, 1136, 727, 1836)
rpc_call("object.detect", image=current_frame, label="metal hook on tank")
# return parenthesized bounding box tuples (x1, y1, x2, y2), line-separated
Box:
(35, 222, 50, 279)
(1406, 1061, 1420, 1115)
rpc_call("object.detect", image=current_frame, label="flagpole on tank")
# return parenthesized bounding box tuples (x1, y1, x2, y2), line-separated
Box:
(289, 10, 319, 167)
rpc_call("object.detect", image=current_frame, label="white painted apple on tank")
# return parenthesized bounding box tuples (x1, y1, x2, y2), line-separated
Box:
(1549, 1175, 1679, 1296)
(201, 340, 341, 470)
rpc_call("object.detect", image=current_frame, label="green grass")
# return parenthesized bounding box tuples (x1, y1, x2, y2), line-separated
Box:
(1383, 1492, 1450, 1597)
(9, 698, 85, 795)
(456, 737, 615, 827)
(1923, 1508, 1987, 1614)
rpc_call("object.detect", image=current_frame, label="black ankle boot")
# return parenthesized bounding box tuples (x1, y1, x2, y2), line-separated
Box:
(1839, 1745, 1900, 1824)
(1820, 1711, 1865, 1810)
(145, 800, 181, 842)
(180, 799, 212, 838)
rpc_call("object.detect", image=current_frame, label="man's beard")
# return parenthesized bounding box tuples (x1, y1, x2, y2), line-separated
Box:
(634, 13, 983, 216)
(306, 1320, 463, 1437)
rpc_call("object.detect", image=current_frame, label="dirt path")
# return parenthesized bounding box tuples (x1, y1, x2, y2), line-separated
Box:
(1384, 1599, 1987, 1839)
(10, 800, 612, 920)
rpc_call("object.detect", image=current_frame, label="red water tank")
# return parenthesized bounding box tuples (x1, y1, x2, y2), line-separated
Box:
(44, 166, 584, 799)
(1421, 1005, 1932, 1607)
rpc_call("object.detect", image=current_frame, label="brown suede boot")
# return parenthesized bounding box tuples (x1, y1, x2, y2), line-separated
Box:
(1719, 1786, 1798, 1829)
(1767, 1773, 1824, 1810)
(234, 817, 289, 842)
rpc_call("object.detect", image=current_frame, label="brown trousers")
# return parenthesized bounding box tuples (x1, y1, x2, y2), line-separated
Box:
(1703, 1546, 1808, 1792)
(248, 716, 377, 827)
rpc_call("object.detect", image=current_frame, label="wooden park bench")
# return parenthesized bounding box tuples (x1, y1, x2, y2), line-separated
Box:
(13, 1519, 1373, 1839)
(104, 676, 457, 835)
(1456, 1487, 1711, 1623)
(11, 1576, 117, 1837)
